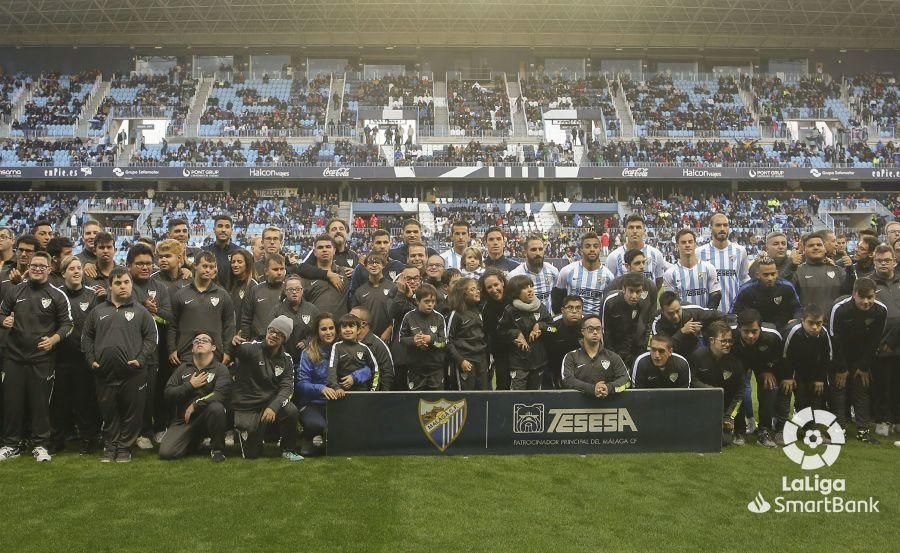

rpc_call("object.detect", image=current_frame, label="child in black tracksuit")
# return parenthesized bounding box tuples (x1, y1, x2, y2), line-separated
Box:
(399, 283, 448, 391)
(779, 304, 834, 429)
(498, 275, 554, 390)
(327, 315, 378, 392)
(446, 277, 489, 390)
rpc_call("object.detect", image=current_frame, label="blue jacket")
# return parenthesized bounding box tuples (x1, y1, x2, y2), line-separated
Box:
(296, 344, 372, 406)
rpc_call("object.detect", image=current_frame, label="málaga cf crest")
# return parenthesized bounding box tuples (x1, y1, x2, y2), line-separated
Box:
(418, 399, 467, 453)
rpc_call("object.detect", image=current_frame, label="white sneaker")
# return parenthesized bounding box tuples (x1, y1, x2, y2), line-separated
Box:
(0, 446, 21, 461)
(875, 423, 891, 437)
(745, 418, 757, 434)
(135, 436, 153, 450)
(32, 447, 51, 462)
(224, 431, 235, 448)
(201, 437, 212, 448)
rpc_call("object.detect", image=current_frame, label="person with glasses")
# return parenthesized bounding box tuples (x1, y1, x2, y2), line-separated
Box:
(349, 306, 395, 392)
(272, 274, 321, 362)
(350, 252, 393, 341)
(561, 314, 631, 398)
(424, 254, 446, 289)
(81, 267, 157, 463)
(127, 243, 175, 450)
(160, 332, 231, 463)
(387, 265, 423, 390)
(7, 235, 40, 285)
(0, 251, 74, 462)
(545, 296, 585, 390)
(689, 321, 747, 446)
(0, 228, 17, 272)
(231, 315, 302, 461)
(348, 229, 404, 300)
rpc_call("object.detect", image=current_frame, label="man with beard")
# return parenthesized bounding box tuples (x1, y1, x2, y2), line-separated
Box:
(650, 291, 724, 357)
(733, 255, 802, 330)
(605, 214, 670, 286)
(0, 252, 73, 462)
(260, 226, 344, 294)
(846, 235, 879, 288)
(301, 234, 349, 320)
(689, 321, 746, 445)
(31, 220, 53, 251)
(389, 219, 438, 264)
(545, 295, 584, 390)
(822, 229, 853, 269)
(241, 253, 287, 341)
(663, 229, 722, 310)
(508, 234, 559, 313)
(697, 213, 750, 314)
(127, 243, 174, 449)
(302, 219, 359, 278)
(231, 315, 302, 461)
(203, 214, 240, 289)
(749, 231, 801, 281)
(552, 232, 615, 316)
(482, 226, 518, 273)
(441, 220, 470, 269)
(602, 272, 655, 369)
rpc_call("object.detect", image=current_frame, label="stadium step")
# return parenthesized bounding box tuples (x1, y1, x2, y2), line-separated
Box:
(76, 80, 110, 137)
(116, 142, 135, 167)
(381, 144, 395, 166)
(507, 79, 528, 137)
(327, 74, 344, 125)
(184, 77, 214, 137)
(1, 85, 33, 138)
(339, 201, 353, 224)
(433, 81, 449, 137)
(612, 81, 636, 139)
(418, 201, 436, 235)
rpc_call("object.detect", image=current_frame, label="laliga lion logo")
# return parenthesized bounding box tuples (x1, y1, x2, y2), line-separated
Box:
(513, 403, 545, 433)
(112, 167, 125, 177)
(782, 407, 844, 470)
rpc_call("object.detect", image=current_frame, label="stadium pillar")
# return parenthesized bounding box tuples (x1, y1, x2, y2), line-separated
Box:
(786, 180, 801, 191)
(537, 180, 546, 201)
(223, 181, 231, 193)
(846, 180, 862, 191)
(730, 180, 739, 193)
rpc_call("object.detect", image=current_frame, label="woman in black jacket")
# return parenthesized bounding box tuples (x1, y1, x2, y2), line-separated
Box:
(446, 277, 488, 390)
(498, 274, 553, 390)
(228, 248, 258, 337)
(479, 268, 509, 390)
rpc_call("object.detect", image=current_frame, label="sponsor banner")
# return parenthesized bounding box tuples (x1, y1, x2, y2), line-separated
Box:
(2, 165, 897, 180)
(327, 389, 723, 456)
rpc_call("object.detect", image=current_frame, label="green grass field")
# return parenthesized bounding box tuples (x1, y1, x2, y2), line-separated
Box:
(1, 437, 897, 552)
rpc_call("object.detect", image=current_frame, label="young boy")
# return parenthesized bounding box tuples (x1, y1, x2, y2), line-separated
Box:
(778, 304, 834, 441)
(399, 283, 448, 390)
(327, 314, 378, 392)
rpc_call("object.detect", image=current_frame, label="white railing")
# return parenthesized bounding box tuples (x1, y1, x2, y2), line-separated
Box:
(819, 199, 878, 212)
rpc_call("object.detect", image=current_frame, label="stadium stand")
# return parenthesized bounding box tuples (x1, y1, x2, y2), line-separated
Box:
(10, 71, 100, 137)
(447, 76, 511, 136)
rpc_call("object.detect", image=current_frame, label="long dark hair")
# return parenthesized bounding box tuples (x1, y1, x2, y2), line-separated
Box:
(306, 312, 335, 365)
(478, 268, 507, 304)
(446, 277, 477, 314)
(229, 248, 256, 293)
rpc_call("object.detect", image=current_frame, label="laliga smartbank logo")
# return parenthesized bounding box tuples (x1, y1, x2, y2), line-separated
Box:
(746, 408, 879, 515)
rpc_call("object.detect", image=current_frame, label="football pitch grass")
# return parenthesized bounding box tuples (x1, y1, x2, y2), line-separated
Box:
(1, 438, 897, 552)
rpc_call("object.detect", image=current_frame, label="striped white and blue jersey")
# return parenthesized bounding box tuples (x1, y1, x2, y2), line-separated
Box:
(555, 261, 616, 314)
(508, 262, 560, 312)
(441, 248, 464, 270)
(605, 244, 670, 281)
(697, 241, 750, 313)
(662, 260, 721, 308)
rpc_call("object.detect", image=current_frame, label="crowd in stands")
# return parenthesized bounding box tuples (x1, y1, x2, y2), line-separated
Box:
(91, 71, 197, 134)
(129, 138, 382, 166)
(0, 193, 79, 234)
(201, 75, 329, 135)
(519, 74, 618, 135)
(11, 71, 99, 133)
(394, 140, 575, 166)
(622, 74, 755, 136)
(1, 73, 29, 119)
(849, 73, 898, 136)
(585, 138, 827, 166)
(746, 74, 842, 128)
(0, 137, 115, 165)
(448, 78, 511, 135)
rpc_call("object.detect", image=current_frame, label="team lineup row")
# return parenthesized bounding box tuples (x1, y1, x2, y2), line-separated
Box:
(0, 212, 898, 462)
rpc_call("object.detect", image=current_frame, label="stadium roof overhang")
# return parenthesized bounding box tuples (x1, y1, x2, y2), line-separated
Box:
(1, 0, 899, 51)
